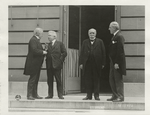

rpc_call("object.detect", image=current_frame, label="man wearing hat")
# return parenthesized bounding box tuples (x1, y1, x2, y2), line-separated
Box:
(79, 28, 106, 100)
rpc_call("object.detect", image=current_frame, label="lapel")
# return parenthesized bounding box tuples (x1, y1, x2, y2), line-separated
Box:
(87, 38, 98, 49)
(93, 38, 98, 49)
(87, 39, 91, 49)
(111, 35, 115, 41)
(48, 40, 57, 50)
(112, 31, 119, 41)
(33, 36, 43, 49)
(52, 40, 58, 49)
(109, 32, 120, 47)
(33, 36, 39, 42)
(34, 35, 40, 42)
(48, 42, 52, 51)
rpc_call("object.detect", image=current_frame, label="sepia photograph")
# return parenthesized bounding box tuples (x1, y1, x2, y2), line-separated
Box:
(8, 4, 145, 111)
(0, 0, 150, 115)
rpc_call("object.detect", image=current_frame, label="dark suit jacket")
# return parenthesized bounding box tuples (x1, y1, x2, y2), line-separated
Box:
(46, 40, 67, 70)
(24, 36, 44, 75)
(109, 31, 126, 75)
(79, 38, 106, 76)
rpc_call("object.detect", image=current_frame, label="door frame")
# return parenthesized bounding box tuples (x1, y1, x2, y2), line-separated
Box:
(62, 6, 82, 94)
(61, 6, 69, 95)
(62, 5, 120, 95)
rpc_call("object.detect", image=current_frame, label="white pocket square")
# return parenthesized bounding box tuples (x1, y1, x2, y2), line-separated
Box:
(112, 41, 117, 44)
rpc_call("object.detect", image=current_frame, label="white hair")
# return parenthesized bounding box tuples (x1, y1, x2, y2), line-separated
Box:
(34, 28, 43, 36)
(110, 21, 119, 30)
(88, 28, 97, 35)
(48, 31, 57, 37)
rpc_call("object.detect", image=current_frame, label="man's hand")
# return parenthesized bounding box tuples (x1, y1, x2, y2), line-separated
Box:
(102, 65, 104, 69)
(79, 64, 83, 69)
(43, 51, 47, 55)
(114, 63, 119, 69)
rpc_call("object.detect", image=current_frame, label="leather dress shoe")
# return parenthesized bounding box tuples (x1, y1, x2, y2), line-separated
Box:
(107, 97, 116, 101)
(113, 98, 124, 102)
(82, 97, 92, 100)
(95, 97, 100, 100)
(27, 96, 35, 100)
(59, 96, 64, 99)
(34, 95, 43, 99)
(45, 96, 53, 99)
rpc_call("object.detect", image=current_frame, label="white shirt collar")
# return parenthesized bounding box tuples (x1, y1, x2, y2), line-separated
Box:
(35, 35, 40, 39)
(90, 37, 96, 45)
(114, 30, 119, 36)
(51, 39, 56, 45)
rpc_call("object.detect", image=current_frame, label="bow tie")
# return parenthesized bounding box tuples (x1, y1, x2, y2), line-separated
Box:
(90, 39, 95, 42)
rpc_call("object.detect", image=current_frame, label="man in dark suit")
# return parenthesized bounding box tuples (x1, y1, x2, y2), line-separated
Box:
(24, 28, 47, 100)
(45, 31, 67, 99)
(107, 21, 126, 102)
(79, 28, 106, 100)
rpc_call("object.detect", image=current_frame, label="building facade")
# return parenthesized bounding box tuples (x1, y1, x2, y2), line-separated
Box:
(8, 5, 145, 97)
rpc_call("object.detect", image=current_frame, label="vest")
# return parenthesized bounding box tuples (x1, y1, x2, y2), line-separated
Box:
(87, 43, 95, 63)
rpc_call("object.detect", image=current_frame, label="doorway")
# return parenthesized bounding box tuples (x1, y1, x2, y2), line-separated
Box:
(68, 6, 115, 94)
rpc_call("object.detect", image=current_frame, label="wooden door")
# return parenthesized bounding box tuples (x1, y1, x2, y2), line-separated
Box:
(62, 6, 81, 94)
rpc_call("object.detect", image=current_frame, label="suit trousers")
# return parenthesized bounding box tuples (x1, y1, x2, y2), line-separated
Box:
(27, 70, 41, 97)
(46, 66, 63, 97)
(84, 60, 100, 98)
(109, 58, 124, 99)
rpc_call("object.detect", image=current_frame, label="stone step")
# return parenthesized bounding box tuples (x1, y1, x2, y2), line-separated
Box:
(9, 82, 145, 97)
(9, 108, 145, 113)
(9, 96, 145, 111)
(8, 108, 106, 112)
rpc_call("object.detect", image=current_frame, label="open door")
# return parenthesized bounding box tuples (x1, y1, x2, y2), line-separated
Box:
(63, 6, 81, 94)
(63, 6, 115, 94)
